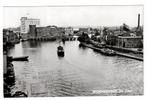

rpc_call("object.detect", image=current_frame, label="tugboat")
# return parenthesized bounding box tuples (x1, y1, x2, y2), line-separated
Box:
(100, 48, 116, 56)
(57, 46, 64, 57)
(57, 33, 65, 57)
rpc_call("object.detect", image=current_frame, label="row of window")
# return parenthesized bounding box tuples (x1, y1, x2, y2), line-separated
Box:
(27, 21, 40, 25)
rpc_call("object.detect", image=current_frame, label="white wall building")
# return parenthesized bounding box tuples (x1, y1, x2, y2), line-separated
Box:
(20, 17, 40, 34)
(64, 27, 73, 35)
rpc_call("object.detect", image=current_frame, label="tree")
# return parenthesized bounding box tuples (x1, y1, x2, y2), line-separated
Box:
(77, 32, 90, 43)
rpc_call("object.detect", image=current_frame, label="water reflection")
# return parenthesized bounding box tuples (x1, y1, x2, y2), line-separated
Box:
(78, 43, 87, 50)
(9, 41, 143, 96)
(28, 41, 41, 48)
(58, 56, 64, 60)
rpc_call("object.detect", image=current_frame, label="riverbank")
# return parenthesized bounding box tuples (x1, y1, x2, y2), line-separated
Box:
(80, 42, 143, 61)
(106, 45, 143, 54)
(3, 43, 28, 97)
(4, 57, 28, 97)
(4, 59, 15, 97)
(27, 35, 78, 42)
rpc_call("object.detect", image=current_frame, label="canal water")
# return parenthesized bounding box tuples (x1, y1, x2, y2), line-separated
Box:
(8, 41, 143, 96)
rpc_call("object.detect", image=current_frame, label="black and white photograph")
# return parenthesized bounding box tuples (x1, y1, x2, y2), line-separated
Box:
(2, 1, 144, 98)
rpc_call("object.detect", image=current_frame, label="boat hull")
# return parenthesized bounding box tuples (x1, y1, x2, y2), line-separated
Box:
(8, 56, 29, 61)
(100, 49, 116, 56)
(101, 52, 116, 56)
(57, 51, 64, 57)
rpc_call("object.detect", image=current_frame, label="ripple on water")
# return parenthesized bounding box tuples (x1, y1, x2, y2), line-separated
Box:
(9, 41, 143, 96)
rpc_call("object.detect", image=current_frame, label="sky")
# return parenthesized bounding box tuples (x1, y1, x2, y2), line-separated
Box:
(3, 6, 143, 28)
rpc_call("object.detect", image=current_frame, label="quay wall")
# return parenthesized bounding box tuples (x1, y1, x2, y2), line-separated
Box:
(80, 42, 143, 61)
(28, 36, 77, 41)
(106, 45, 143, 54)
(116, 52, 143, 61)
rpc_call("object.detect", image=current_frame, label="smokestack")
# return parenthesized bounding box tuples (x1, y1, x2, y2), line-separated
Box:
(137, 14, 140, 28)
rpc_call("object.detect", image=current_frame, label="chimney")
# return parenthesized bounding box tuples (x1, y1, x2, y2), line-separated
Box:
(137, 14, 140, 29)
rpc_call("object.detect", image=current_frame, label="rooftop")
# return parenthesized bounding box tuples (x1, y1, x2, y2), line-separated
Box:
(20, 17, 40, 20)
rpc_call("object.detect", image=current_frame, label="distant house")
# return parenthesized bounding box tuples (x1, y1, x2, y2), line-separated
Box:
(20, 17, 40, 34)
(79, 28, 89, 33)
(64, 27, 73, 36)
(28, 25, 37, 38)
(117, 36, 142, 48)
(106, 34, 117, 46)
(28, 25, 59, 39)
(73, 28, 79, 35)
(3, 29, 20, 44)
(20, 17, 40, 39)
(58, 27, 65, 34)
